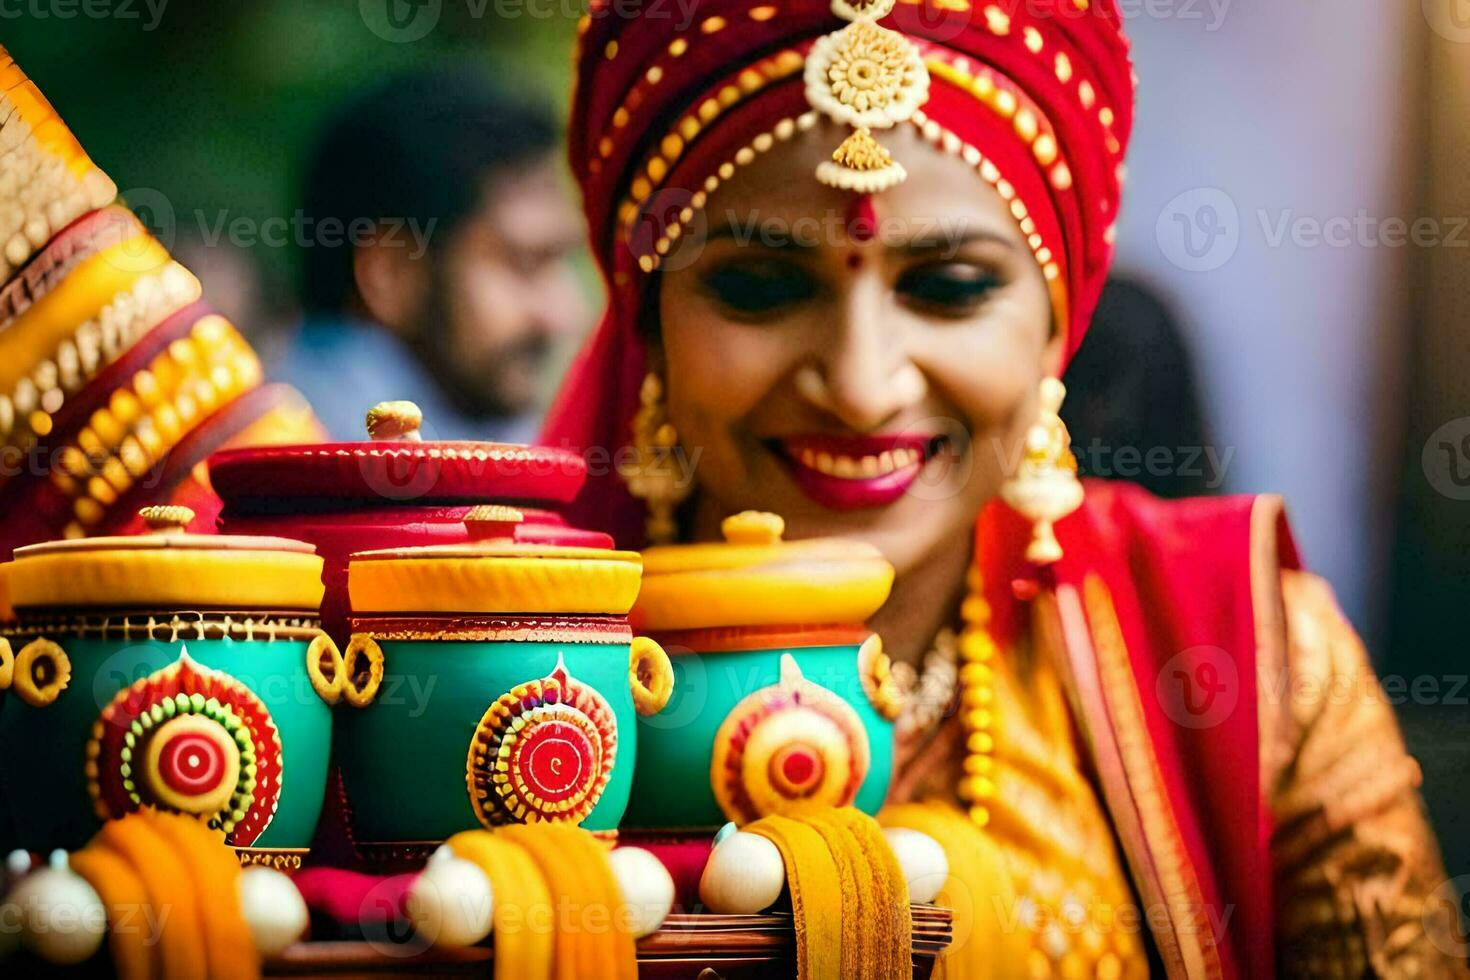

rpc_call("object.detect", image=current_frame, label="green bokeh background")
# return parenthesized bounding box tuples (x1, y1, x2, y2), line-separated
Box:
(3, 0, 581, 323)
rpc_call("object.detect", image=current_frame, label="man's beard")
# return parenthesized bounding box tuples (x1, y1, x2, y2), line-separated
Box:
(408, 274, 550, 421)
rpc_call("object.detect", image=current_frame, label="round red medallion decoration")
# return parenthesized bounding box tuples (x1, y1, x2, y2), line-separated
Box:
(158, 727, 230, 795)
(770, 743, 825, 797)
(515, 717, 593, 802)
(145, 714, 241, 816)
(465, 655, 618, 827)
(86, 649, 281, 845)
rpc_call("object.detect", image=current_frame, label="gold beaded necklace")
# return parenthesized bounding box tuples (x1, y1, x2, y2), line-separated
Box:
(955, 563, 999, 827)
(897, 565, 1150, 979)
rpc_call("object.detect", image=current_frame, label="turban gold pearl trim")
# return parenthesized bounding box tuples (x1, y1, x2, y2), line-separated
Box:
(634, 112, 821, 274)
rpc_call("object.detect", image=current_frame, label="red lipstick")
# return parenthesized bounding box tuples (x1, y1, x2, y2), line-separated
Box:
(775, 433, 943, 510)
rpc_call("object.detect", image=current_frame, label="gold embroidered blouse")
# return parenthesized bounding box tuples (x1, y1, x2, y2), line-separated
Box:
(888, 569, 1466, 978)
(890, 600, 1151, 978)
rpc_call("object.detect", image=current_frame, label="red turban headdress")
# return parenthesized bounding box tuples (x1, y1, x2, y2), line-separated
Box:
(542, 0, 1136, 545)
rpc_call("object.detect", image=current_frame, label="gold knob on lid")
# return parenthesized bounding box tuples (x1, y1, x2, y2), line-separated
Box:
(365, 401, 423, 442)
(721, 511, 785, 545)
(465, 504, 525, 525)
(139, 505, 194, 534)
(464, 505, 526, 540)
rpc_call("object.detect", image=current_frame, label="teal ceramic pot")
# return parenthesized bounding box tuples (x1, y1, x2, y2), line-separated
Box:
(622, 512, 902, 830)
(335, 635, 641, 842)
(624, 637, 897, 829)
(0, 507, 334, 869)
(337, 525, 672, 859)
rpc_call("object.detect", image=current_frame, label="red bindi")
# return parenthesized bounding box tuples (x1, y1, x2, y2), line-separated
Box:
(846, 194, 878, 244)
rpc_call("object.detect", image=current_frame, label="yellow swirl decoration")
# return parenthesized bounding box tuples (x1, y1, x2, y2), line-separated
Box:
(12, 637, 71, 707)
(857, 633, 904, 722)
(341, 634, 386, 709)
(710, 654, 871, 825)
(628, 636, 674, 716)
(306, 633, 345, 706)
(0, 637, 13, 689)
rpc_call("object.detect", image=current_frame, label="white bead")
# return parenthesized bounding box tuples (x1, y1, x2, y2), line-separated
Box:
(405, 856, 494, 949)
(238, 866, 310, 956)
(881, 828, 949, 905)
(699, 831, 785, 914)
(11, 866, 106, 965)
(607, 847, 675, 938)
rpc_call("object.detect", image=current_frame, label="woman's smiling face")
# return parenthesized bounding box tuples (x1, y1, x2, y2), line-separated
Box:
(656, 121, 1060, 577)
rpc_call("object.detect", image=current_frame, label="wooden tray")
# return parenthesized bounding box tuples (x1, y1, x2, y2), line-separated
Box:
(264, 907, 953, 979)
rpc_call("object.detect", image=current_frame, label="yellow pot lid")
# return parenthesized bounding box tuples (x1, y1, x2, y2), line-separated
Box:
(348, 506, 643, 616)
(631, 511, 894, 632)
(9, 506, 325, 612)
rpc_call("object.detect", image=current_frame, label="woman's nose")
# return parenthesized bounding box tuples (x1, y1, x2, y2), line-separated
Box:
(804, 280, 928, 431)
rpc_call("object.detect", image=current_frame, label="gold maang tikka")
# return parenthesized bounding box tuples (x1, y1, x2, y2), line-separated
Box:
(805, 0, 931, 193)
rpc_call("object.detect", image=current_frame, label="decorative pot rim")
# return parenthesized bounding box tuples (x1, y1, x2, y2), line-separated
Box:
(6, 506, 324, 613)
(345, 614, 633, 645)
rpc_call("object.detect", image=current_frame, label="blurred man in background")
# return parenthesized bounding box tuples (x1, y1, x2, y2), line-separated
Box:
(274, 65, 591, 442)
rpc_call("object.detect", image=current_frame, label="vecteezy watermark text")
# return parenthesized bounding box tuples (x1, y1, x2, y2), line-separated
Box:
(980, 0, 1231, 30)
(193, 210, 437, 260)
(1258, 210, 1470, 251)
(0, 0, 167, 30)
(119, 189, 438, 260)
(359, 0, 699, 43)
(1073, 439, 1234, 489)
(1157, 188, 1470, 272)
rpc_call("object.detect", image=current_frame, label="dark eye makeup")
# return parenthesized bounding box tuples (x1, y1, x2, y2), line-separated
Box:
(895, 262, 1002, 316)
(695, 255, 1003, 320)
(697, 258, 819, 316)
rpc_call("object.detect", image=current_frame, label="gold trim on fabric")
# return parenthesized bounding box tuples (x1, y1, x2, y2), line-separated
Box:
(1081, 575, 1224, 979)
(1049, 584, 1186, 976)
(1249, 494, 1291, 793)
(42, 314, 262, 539)
(615, 49, 806, 237)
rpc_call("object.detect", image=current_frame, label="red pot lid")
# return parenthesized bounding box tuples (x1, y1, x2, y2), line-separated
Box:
(208, 400, 586, 510)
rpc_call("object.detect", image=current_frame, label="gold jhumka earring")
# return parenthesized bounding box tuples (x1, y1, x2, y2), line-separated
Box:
(622, 372, 692, 545)
(999, 377, 1084, 565)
